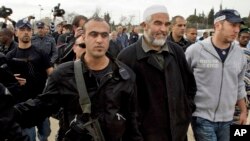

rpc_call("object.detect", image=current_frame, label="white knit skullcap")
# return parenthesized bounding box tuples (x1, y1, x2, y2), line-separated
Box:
(143, 5, 168, 22)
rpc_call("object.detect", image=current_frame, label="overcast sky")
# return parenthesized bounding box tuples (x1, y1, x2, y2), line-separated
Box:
(1, 0, 249, 25)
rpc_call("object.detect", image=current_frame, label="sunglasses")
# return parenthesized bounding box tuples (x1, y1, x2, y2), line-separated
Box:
(74, 43, 86, 48)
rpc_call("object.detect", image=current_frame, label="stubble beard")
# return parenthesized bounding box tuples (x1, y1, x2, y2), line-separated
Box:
(21, 36, 31, 44)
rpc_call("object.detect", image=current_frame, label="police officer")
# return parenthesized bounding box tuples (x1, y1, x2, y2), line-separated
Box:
(32, 21, 58, 64)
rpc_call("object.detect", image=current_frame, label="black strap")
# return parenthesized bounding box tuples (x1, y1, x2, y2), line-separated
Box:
(74, 60, 91, 114)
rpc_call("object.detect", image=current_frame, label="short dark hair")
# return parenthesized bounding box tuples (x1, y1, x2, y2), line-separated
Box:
(72, 15, 88, 27)
(83, 16, 109, 32)
(171, 15, 185, 25)
(239, 28, 250, 36)
(62, 24, 73, 31)
(0, 28, 13, 38)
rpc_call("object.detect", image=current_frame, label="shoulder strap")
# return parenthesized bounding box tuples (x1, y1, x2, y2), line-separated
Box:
(74, 60, 106, 141)
(74, 59, 91, 114)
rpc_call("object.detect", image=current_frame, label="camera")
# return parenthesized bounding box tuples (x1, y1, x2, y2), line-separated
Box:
(28, 16, 35, 19)
(0, 6, 13, 18)
(53, 3, 65, 17)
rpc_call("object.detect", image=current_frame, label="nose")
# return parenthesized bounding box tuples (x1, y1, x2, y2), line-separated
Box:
(96, 35, 103, 43)
(160, 24, 168, 32)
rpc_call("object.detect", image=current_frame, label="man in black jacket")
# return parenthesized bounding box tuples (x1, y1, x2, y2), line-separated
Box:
(167, 15, 191, 52)
(5, 17, 142, 141)
(118, 5, 196, 141)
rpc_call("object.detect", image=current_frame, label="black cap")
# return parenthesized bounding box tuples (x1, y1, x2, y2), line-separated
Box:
(36, 21, 45, 28)
(239, 28, 250, 34)
(214, 9, 244, 24)
(16, 19, 32, 29)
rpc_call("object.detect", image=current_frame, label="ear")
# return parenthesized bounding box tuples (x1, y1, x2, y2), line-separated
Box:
(140, 22, 149, 32)
(14, 29, 18, 37)
(214, 22, 221, 30)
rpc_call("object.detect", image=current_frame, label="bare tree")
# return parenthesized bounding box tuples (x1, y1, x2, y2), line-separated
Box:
(92, 7, 102, 18)
(65, 12, 78, 24)
(119, 16, 127, 25)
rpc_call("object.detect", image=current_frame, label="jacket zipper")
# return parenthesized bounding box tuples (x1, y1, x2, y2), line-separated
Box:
(213, 63, 224, 121)
(116, 113, 126, 120)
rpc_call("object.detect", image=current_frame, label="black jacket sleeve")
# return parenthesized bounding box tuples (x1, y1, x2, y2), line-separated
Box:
(0, 83, 30, 141)
(14, 75, 62, 128)
(123, 83, 143, 141)
(168, 42, 197, 112)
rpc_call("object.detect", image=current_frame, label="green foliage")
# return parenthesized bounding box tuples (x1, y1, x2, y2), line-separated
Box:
(207, 8, 214, 26)
(104, 13, 111, 25)
(242, 17, 250, 27)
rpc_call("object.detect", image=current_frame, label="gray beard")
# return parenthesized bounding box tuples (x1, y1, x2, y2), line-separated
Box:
(144, 32, 166, 47)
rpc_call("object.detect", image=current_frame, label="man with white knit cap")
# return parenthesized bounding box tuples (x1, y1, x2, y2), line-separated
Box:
(118, 4, 196, 141)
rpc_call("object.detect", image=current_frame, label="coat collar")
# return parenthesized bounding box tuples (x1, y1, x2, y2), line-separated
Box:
(134, 37, 176, 71)
(135, 36, 174, 61)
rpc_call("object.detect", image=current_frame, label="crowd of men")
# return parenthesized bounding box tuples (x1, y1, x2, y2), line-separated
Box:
(0, 4, 250, 141)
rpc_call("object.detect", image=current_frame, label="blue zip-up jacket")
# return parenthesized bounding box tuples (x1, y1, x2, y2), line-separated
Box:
(185, 37, 247, 122)
(32, 35, 58, 64)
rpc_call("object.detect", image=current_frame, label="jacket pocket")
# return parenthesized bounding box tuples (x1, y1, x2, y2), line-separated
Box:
(105, 112, 126, 138)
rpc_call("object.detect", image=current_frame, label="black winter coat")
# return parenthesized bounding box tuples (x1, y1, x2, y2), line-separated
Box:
(14, 56, 143, 141)
(0, 83, 30, 141)
(118, 37, 197, 141)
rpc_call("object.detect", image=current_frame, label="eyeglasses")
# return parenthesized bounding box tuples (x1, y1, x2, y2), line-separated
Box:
(74, 43, 86, 48)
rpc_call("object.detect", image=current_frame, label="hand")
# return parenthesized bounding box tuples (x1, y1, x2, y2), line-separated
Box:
(238, 112, 248, 125)
(74, 27, 83, 37)
(14, 74, 26, 86)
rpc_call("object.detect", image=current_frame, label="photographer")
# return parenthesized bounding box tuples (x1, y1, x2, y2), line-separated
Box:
(55, 15, 88, 65)
(57, 24, 73, 45)
(0, 6, 15, 28)
(53, 3, 65, 18)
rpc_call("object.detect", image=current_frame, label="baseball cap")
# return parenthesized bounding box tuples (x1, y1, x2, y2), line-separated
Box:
(214, 9, 244, 24)
(16, 19, 32, 29)
(142, 5, 168, 23)
(36, 21, 45, 28)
